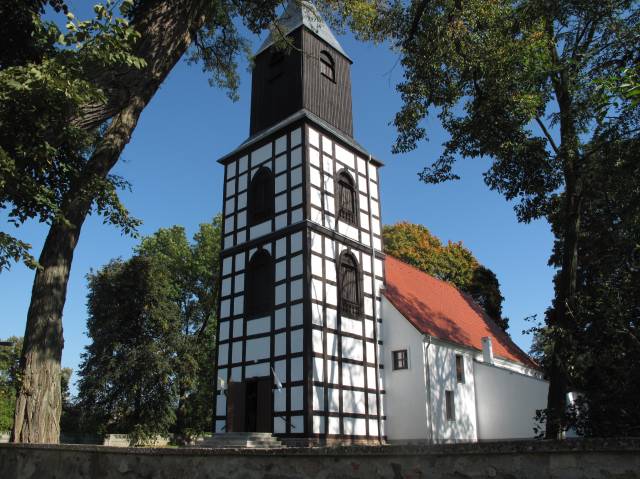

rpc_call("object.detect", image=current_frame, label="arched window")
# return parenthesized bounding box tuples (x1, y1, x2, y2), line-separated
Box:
(337, 171, 358, 226)
(270, 49, 284, 66)
(320, 51, 335, 82)
(269, 49, 284, 82)
(339, 252, 362, 318)
(245, 249, 274, 317)
(248, 167, 274, 226)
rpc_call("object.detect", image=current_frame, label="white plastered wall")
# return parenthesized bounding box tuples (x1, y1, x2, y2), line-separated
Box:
(381, 297, 429, 441)
(381, 294, 547, 443)
(426, 341, 478, 443)
(473, 361, 548, 440)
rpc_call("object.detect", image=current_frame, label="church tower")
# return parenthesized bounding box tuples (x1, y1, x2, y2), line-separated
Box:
(214, 1, 385, 444)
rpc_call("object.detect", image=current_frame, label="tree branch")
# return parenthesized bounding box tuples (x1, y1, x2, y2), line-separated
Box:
(405, 0, 430, 46)
(535, 116, 560, 155)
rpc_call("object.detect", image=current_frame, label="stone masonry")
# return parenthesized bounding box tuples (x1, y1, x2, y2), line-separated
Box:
(1, 438, 640, 479)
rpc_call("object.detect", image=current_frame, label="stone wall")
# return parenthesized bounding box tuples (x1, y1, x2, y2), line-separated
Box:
(1, 438, 639, 479)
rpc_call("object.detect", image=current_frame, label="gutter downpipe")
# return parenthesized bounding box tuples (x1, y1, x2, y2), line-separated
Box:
(423, 334, 434, 443)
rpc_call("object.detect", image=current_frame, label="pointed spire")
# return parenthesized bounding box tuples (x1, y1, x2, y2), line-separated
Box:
(256, 1, 350, 60)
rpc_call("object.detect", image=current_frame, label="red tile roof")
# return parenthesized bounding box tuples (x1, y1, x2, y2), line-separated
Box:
(383, 255, 537, 368)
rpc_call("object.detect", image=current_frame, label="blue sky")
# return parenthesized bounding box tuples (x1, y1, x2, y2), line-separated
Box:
(0, 4, 554, 391)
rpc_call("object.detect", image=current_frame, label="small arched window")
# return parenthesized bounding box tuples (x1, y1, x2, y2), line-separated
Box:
(339, 252, 362, 318)
(245, 249, 274, 317)
(320, 51, 335, 82)
(270, 49, 285, 66)
(337, 171, 358, 226)
(248, 167, 274, 226)
(269, 49, 285, 82)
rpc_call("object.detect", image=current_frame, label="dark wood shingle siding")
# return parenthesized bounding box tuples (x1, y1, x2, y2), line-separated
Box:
(249, 28, 353, 138)
(301, 29, 353, 137)
(250, 30, 304, 136)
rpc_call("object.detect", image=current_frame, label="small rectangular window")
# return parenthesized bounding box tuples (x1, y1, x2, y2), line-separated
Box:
(455, 354, 465, 383)
(445, 390, 455, 421)
(392, 350, 408, 370)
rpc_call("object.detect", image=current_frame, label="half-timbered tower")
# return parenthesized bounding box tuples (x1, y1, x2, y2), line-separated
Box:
(213, 0, 385, 444)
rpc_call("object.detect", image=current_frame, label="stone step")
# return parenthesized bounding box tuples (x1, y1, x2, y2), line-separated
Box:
(207, 442, 277, 446)
(194, 433, 285, 449)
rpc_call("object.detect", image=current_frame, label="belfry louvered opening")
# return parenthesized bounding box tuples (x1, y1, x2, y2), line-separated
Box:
(339, 251, 362, 318)
(319, 50, 335, 82)
(337, 171, 357, 226)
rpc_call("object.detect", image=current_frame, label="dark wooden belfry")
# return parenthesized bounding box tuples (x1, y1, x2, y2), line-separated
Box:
(214, 0, 385, 444)
(250, 0, 354, 137)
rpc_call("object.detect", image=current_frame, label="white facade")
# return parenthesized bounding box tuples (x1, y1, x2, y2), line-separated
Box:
(474, 361, 548, 440)
(306, 125, 386, 439)
(382, 296, 548, 443)
(215, 121, 386, 441)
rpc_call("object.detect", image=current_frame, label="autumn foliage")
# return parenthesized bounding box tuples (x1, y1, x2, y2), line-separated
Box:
(383, 222, 508, 330)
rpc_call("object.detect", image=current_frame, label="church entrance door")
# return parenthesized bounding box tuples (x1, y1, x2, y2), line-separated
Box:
(226, 376, 272, 432)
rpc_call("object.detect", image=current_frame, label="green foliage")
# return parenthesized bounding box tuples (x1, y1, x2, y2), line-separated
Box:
(547, 140, 640, 436)
(76, 218, 221, 443)
(136, 218, 222, 441)
(0, 0, 144, 272)
(0, 337, 22, 431)
(383, 222, 508, 330)
(599, 66, 640, 109)
(0, 1, 65, 69)
(77, 255, 181, 440)
(0, 0, 368, 273)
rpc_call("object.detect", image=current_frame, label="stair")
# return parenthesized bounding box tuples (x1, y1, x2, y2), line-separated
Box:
(194, 432, 285, 449)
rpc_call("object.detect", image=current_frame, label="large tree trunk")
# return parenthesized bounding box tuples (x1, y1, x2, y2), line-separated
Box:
(545, 47, 583, 439)
(545, 166, 582, 439)
(11, 0, 205, 443)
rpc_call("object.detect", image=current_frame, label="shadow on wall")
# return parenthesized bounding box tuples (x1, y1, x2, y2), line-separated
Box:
(429, 347, 476, 442)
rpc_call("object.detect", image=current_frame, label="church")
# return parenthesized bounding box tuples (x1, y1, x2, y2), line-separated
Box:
(213, 1, 548, 445)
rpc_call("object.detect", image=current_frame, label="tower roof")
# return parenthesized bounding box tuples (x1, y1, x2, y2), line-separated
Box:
(256, 1, 351, 61)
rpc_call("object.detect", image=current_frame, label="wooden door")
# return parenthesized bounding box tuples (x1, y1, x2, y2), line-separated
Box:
(226, 381, 246, 432)
(256, 377, 273, 433)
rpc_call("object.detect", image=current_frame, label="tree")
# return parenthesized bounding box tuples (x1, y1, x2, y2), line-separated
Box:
(3, 0, 149, 443)
(77, 218, 221, 444)
(77, 256, 181, 443)
(344, 0, 640, 437)
(0, 337, 22, 431)
(383, 222, 508, 330)
(1, 0, 144, 273)
(0, 338, 72, 434)
(546, 139, 640, 436)
(135, 218, 221, 443)
(59, 367, 82, 436)
(4, 0, 286, 443)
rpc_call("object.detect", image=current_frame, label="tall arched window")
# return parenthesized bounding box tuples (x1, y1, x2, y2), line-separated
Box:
(248, 167, 274, 226)
(245, 249, 274, 317)
(337, 170, 358, 226)
(339, 251, 362, 318)
(320, 51, 335, 82)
